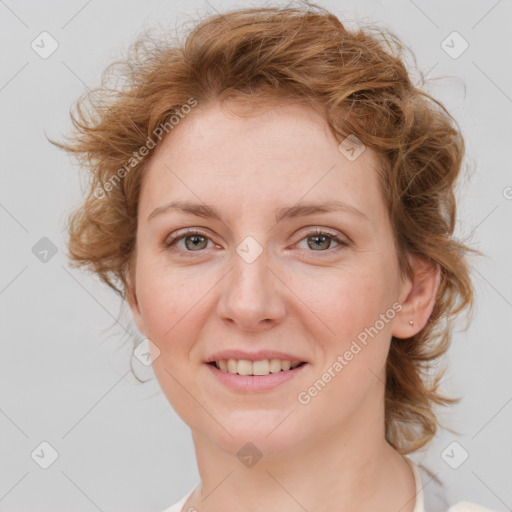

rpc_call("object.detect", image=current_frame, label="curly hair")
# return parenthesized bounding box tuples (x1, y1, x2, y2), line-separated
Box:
(51, 1, 474, 454)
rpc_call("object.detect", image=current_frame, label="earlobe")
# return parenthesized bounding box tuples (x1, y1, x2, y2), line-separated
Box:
(392, 255, 440, 339)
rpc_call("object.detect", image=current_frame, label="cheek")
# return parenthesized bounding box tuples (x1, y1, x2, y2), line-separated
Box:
(296, 275, 394, 418)
(288, 259, 397, 398)
(290, 261, 398, 343)
(135, 258, 211, 342)
(134, 259, 214, 417)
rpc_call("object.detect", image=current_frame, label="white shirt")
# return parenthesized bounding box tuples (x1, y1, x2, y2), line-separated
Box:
(161, 458, 496, 512)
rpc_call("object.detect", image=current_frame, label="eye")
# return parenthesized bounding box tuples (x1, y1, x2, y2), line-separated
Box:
(163, 227, 350, 256)
(295, 228, 350, 252)
(164, 229, 215, 254)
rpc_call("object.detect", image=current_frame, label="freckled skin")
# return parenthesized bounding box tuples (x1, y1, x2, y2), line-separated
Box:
(127, 101, 437, 512)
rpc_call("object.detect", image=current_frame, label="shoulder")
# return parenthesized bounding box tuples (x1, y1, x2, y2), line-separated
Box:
(160, 487, 195, 512)
(448, 502, 499, 512)
(412, 460, 498, 512)
(160, 504, 179, 512)
(160, 502, 184, 512)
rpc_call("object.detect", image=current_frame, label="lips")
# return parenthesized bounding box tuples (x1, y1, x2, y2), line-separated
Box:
(205, 356, 309, 392)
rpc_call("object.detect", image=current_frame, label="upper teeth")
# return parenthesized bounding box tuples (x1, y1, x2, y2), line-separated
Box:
(215, 359, 302, 375)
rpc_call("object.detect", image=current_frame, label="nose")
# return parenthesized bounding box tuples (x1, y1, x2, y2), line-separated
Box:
(216, 249, 287, 332)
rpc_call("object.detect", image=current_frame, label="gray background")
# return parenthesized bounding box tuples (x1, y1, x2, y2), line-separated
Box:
(1, 0, 511, 510)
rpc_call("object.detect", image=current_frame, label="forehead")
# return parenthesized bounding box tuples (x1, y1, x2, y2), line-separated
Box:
(140, 101, 385, 222)
(157, 100, 337, 158)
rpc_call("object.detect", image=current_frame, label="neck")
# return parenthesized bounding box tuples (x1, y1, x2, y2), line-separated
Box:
(183, 419, 417, 512)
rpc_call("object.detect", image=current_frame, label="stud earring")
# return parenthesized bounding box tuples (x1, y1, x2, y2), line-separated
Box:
(409, 320, 414, 326)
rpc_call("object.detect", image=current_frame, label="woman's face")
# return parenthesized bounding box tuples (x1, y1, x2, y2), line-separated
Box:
(128, 100, 413, 456)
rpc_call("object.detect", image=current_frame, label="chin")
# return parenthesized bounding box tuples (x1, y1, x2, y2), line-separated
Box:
(197, 409, 306, 458)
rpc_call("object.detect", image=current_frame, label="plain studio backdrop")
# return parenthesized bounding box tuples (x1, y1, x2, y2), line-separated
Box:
(0, 0, 511, 511)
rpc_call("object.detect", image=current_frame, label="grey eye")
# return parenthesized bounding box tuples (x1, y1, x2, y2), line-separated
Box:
(182, 234, 209, 251)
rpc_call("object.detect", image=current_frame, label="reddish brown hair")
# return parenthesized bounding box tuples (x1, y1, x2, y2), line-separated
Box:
(52, 2, 474, 454)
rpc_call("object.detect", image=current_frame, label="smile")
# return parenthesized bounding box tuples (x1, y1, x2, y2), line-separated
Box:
(205, 359, 309, 392)
(209, 358, 306, 376)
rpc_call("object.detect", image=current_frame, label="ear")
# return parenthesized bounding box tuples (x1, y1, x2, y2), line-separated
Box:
(392, 253, 440, 339)
(125, 270, 147, 337)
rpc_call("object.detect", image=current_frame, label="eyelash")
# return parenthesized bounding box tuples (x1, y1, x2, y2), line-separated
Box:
(163, 228, 350, 256)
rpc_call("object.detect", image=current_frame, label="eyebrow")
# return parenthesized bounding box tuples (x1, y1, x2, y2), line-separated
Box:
(147, 199, 369, 224)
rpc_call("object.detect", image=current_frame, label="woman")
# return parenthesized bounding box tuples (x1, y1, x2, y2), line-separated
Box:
(54, 3, 495, 511)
